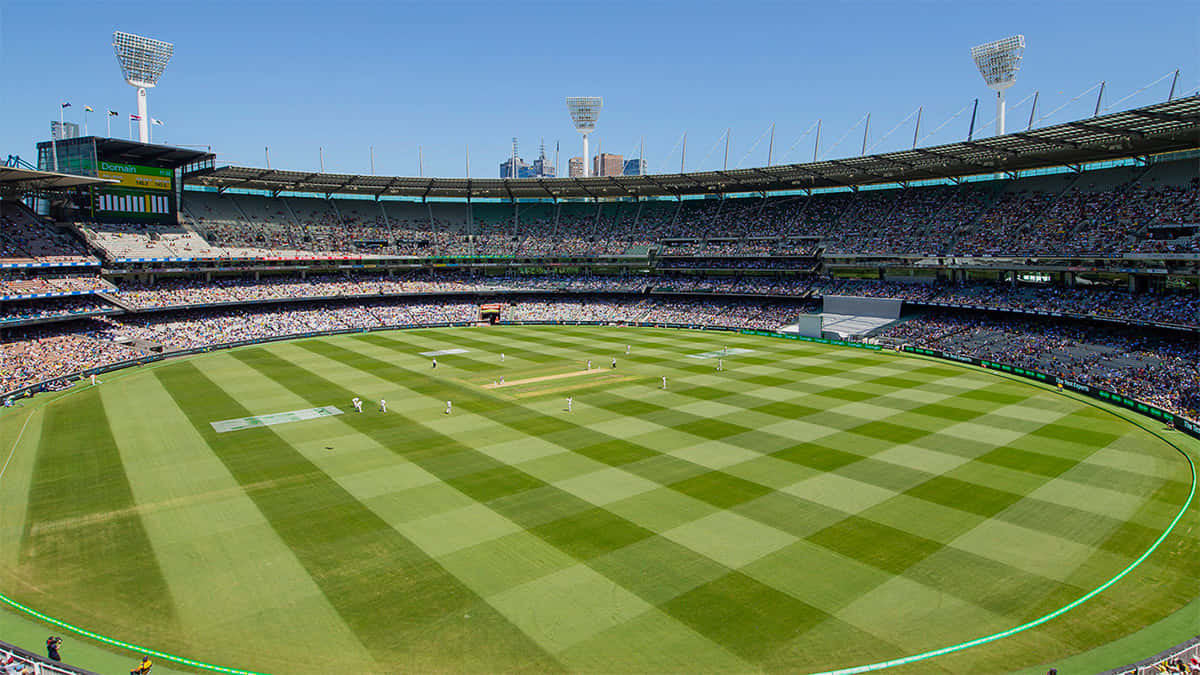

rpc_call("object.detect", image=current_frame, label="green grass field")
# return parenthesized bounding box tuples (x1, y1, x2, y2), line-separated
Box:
(1, 325, 1197, 675)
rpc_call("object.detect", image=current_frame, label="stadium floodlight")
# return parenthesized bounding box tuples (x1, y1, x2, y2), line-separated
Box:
(566, 97, 602, 177)
(113, 31, 174, 144)
(971, 35, 1025, 136)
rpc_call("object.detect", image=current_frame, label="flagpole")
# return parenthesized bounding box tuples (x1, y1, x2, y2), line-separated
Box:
(55, 104, 63, 171)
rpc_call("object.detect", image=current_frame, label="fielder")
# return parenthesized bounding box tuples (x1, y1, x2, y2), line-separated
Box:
(445, 400, 452, 415)
(432, 358, 437, 369)
(611, 357, 617, 369)
(89, 374, 97, 386)
(717, 358, 723, 371)
(566, 396, 573, 412)
(352, 397, 363, 413)
(501, 353, 505, 362)
(661, 376, 668, 389)
(625, 344, 631, 355)
(379, 399, 387, 413)
(587, 359, 592, 370)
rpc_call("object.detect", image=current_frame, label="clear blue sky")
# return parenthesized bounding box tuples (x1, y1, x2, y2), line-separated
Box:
(2, 0, 1196, 178)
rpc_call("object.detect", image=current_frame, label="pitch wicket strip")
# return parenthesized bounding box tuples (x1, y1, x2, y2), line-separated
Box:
(482, 368, 610, 389)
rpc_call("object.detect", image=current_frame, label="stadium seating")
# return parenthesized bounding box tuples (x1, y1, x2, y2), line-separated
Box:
(0, 203, 96, 264)
(83, 158, 1193, 260)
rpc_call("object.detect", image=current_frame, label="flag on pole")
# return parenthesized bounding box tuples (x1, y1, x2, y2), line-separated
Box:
(129, 114, 142, 121)
(151, 118, 164, 126)
(61, 102, 72, 108)
(108, 110, 119, 116)
(84, 106, 94, 112)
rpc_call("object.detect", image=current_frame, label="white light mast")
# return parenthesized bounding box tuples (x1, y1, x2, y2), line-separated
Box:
(566, 97, 602, 177)
(971, 35, 1025, 136)
(113, 31, 174, 144)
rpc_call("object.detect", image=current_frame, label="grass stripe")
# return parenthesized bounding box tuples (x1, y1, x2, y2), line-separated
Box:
(154, 361, 562, 673)
(18, 389, 180, 635)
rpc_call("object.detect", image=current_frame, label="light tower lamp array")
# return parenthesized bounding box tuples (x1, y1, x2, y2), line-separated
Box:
(971, 35, 1026, 136)
(566, 96, 602, 177)
(112, 31, 174, 144)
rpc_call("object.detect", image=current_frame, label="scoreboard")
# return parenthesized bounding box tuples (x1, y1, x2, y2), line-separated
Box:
(93, 160, 175, 222)
(37, 136, 215, 225)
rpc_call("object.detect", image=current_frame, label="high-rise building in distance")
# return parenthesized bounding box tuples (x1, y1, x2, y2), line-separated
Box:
(568, 156, 585, 178)
(50, 121, 80, 141)
(623, 158, 647, 176)
(501, 138, 555, 178)
(593, 153, 623, 177)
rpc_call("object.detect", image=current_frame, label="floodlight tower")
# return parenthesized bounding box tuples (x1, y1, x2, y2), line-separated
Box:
(971, 35, 1025, 136)
(566, 97, 602, 177)
(113, 31, 174, 144)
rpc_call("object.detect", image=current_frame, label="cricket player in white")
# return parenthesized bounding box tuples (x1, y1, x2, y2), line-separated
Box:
(352, 397, 363, 413)
(611, 357, 616, 368)
(445, 400, 452, 415)
(89, 374, 97, 386)
(432, 358, 437, 369)
(501, 353, 505, 362)
(566, 396, 573, 412)
(587, 359, 592, 370)
(717, 358, 723, 371)
(625, 345, 630, 355)
(662, 376, 667, 389)
(379, 399, 387, 413)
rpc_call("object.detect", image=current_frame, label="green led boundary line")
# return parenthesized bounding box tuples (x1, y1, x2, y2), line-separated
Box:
(0, 328, 1193, 675)
(809, 382, 1199, 674)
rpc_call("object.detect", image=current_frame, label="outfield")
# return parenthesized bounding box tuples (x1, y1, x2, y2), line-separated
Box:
(1, 325, 1197, 674)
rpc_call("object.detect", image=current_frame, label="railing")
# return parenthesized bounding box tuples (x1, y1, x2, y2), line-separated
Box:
(1105, 635, 1200, 674)
(0, 641, 101, 675)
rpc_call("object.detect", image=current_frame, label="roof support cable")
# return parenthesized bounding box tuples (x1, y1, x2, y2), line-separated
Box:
(735, 123, 775, 169)
(917, 102, 974, 146)
(1101, 70, 1182, 114)
(1030, 81, 1104, 128)
(818, 113, 869, 161)
(777, 119, 821, 165)
(865, 107, 922, 154)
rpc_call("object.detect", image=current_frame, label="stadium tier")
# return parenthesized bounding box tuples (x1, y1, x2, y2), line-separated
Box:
(105, 158, 1191, 259)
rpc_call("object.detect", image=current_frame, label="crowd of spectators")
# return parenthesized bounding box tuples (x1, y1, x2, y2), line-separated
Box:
(0, 297, 116, 324)
(0, 206, 96, 264)
(0, 327, 149, 393)
(166, 164, 1196, 260)
(0, 275, 108, 297)
(99, 273, 1200, 329)
(877, 311, 1200, 420)
(17, 158, 1191, 265)
(112, 273, 648, 308)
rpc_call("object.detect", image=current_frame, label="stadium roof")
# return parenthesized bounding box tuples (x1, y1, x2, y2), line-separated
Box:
(0, 166, 115, 196)
(88, 137, 215, 167)
(34, 137, 216, 169)
(184, 97, 1200, 200)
